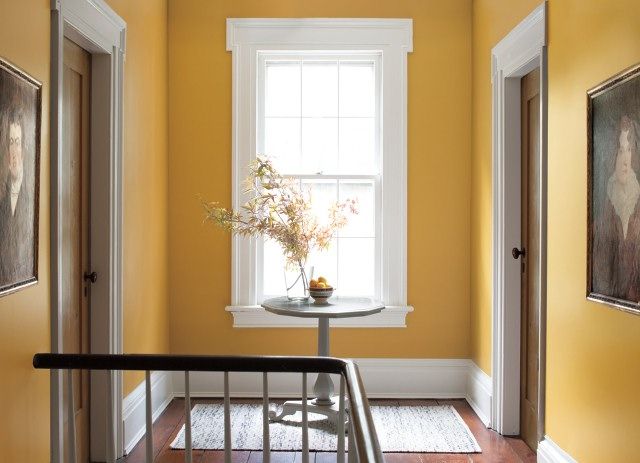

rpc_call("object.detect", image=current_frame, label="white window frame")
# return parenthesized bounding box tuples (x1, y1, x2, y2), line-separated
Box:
(225, 18, 414, 328)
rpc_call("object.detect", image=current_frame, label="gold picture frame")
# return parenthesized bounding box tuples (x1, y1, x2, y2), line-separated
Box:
(587, 63, 640, 314)
(0, 57, 42, 297)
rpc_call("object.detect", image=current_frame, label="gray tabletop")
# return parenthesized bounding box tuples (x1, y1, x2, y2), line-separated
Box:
(262, 296, 385, 319)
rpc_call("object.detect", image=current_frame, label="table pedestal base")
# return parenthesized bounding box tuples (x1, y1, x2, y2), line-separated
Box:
(268, 400, 349, 428)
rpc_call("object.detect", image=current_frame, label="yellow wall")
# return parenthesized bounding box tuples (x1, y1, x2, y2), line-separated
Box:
(470, 0, 541, 375)
(167, 0, 472, 358)
(545, 0, 640, 460)
(106, 0, 171, 396)
(0, 1, 51, 461)
(0, 0, 169, 458)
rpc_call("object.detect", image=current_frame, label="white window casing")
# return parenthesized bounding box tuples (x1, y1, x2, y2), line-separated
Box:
(225, 18, 414, 328)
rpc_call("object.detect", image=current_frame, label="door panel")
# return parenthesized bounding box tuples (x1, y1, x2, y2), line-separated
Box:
(62, 37, 91, 463)
(520, 67, 540, 452)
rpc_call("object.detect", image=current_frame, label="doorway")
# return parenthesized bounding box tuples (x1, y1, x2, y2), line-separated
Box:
(518, 68, 541, 451)
(490, 2, 547, 443)
(51, 1, 126, 461)
(61, 37, 93, 463)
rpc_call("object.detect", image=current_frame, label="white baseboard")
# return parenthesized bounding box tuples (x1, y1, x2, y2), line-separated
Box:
(172, 359, 470, 399)
(170, 358, 492, 403)
(465, 362, 492, 427)
(122, 371, 174, 454)
(122, 358, 493, 453)
(353, 359, 469, 398)
(538, 436, 577, 463)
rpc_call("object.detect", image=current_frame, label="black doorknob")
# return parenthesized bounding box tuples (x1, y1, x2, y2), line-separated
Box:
(84, 271, 98, 283)
(512, 247, 526, 259)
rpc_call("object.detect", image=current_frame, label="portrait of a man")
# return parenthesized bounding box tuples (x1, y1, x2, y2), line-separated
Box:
(588, 64, 640, 312)
(0, 58, 41, 296)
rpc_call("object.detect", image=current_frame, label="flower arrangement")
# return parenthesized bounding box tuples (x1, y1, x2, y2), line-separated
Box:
(202, 157, 358, 273)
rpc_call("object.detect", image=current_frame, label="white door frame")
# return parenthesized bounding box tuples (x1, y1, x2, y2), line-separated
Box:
(491, 3, 547, 437)
(50, 0, 126, 461)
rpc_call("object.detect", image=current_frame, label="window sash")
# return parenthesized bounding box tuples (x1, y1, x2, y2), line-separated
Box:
(256, 53, 383, 301)
(257, 52, 382, 176)
(256, 174, 383, 301)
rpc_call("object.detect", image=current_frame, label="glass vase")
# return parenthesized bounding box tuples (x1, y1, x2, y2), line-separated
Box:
(284, 264, 314, 302)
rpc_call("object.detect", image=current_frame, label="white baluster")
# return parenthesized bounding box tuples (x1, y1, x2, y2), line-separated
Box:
(302, 373, 309, 463)
(145, 371, 153, 463)
(337, 375, 346, 463)
(184, 372, 192, 463)
(263, 372, 270, 463)
(66, 369, 77, 463)
(348, 408, 356, 463)
(224, 371, 232, 463)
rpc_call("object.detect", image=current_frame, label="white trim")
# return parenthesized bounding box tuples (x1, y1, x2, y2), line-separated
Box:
(491, 2, 546, 436)
(226, 18, 412, 327)
(225, 305, 413, 328)
(122, 372, 174, 455)
(168, 359, 490, 401)
(50, 0, 126, 461)
(538, 436, 578, 463)
(466, 363, 492, 427)
(226, 19, 413, 52)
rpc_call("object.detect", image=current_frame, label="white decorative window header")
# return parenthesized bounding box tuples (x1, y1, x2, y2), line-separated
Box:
(226, 18, 413, 52)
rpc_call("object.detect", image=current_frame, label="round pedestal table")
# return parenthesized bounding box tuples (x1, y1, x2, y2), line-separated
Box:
(262, 296, 385, 425)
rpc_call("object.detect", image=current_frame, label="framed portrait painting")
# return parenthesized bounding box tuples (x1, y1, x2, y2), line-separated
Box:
(588, 63, 640, 314)
(0, 58, 41, 296)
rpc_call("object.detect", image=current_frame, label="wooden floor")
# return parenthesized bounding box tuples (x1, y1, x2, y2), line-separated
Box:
(123, 399, 536, 463)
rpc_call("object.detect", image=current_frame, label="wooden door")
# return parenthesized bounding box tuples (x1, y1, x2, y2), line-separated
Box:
(62, 37, 92, 463)
(519, 67, 541, 452)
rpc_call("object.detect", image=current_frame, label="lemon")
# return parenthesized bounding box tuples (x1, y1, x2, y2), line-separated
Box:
(317, 282, 327, 288)
(318, 276, 327, 284)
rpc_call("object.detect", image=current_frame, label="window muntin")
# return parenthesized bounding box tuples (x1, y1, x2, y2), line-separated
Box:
(257, 53, 382, 300)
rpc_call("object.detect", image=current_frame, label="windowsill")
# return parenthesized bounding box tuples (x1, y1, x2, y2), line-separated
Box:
(225, 305, 414, 328)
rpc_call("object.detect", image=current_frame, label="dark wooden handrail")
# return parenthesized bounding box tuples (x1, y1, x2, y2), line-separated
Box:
(33, 353, 384, 463)
(34, 353, 344, 374)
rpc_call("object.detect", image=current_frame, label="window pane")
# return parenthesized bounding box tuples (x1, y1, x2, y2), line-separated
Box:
(338, 238, 375, 296)
(302, 118, 338, 173)
(339, 180, 375, 237)
(264, 117, 300, 172)
(263, 238, 286, 297)
(339, 118, 376, 173)
(339, 62, 375, 117)
(308, 238, 337, 288)
(302, 62, 338, 117)
(266, 62, 300, 117)
(302, 179, 338, 227)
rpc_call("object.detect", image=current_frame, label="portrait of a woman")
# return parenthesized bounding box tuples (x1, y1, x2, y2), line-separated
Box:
(592, 115, 640, 303)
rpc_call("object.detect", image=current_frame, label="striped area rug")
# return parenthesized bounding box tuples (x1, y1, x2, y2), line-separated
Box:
(170, 404, 481, 453)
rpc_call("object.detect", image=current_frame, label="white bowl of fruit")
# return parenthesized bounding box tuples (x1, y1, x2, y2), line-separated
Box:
(309, 277, 334, 305)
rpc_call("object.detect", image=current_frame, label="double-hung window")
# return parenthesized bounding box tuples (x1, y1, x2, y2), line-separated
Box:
(226, 19, 413, 327)
(258, 53, 381, 300)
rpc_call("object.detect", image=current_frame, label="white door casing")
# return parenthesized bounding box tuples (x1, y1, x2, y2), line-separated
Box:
(491, 2, 547, 437)
(50, 0, 126, 461)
